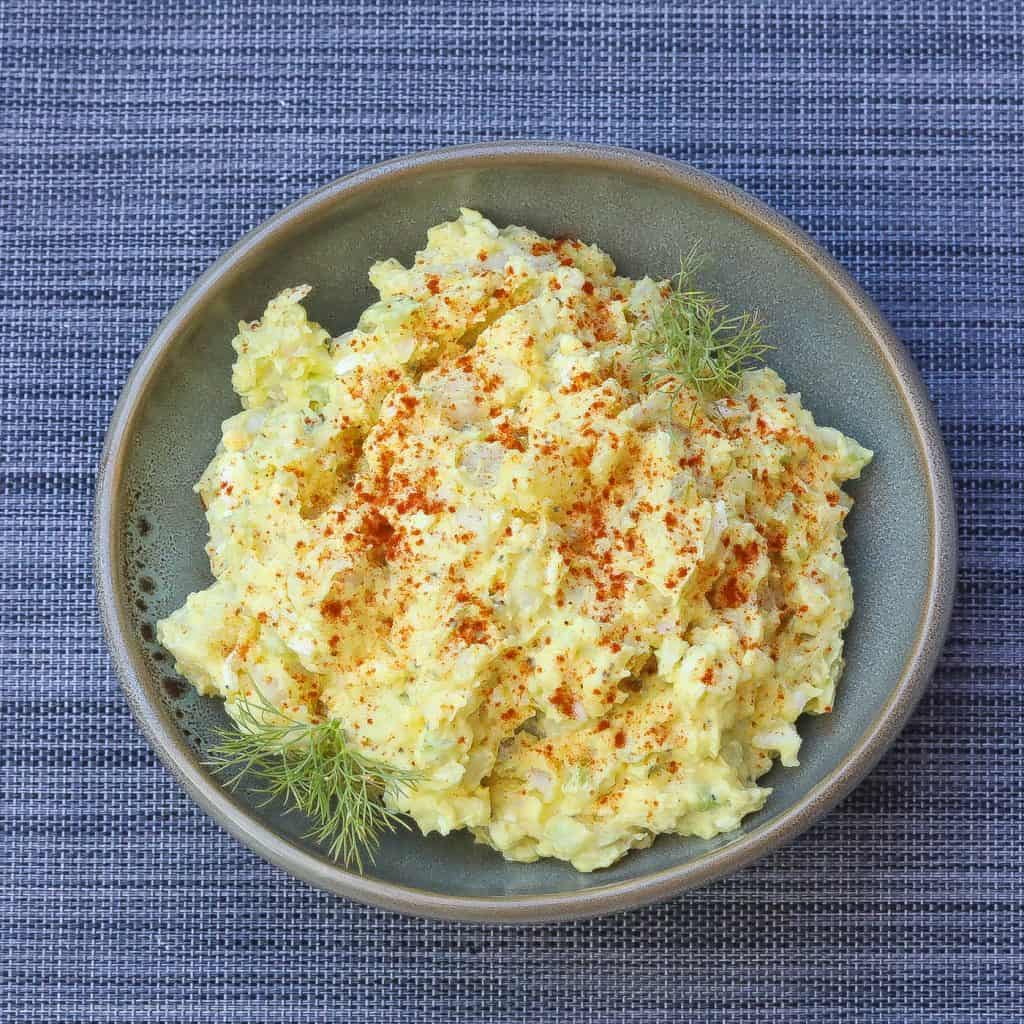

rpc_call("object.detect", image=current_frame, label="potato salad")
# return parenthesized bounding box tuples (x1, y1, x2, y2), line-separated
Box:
(158, 209, 871, 871)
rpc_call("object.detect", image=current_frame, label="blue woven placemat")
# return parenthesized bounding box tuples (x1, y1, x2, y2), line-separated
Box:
(3, 1, 1022, 1021)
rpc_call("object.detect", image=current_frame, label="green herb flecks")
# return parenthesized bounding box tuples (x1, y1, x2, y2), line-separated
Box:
(633, 247, 771, 415)
(208, 692, 421, 870)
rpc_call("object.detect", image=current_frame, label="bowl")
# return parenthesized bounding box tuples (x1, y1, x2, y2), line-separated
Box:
(94, 142, 956, 923)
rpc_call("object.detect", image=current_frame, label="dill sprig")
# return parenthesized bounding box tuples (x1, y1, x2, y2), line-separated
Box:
(633, 247, 771, 413)
(208, 692, 421, 871)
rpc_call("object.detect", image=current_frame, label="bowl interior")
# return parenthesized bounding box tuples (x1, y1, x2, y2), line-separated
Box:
(115, 153, 932, 901)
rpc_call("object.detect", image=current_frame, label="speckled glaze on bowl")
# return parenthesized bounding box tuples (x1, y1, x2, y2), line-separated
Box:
(94, 142, 956, 923)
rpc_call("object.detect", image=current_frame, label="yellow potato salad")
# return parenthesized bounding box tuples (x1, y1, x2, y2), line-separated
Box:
(158, 210, 871, 871)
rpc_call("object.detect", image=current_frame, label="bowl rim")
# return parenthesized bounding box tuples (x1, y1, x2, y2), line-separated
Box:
(94, 140, 957, 924)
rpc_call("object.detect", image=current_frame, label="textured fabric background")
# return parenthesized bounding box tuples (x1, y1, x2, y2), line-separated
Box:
(3, 1, 1022, 1021)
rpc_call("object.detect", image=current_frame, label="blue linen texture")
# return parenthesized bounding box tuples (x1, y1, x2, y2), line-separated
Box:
(3, 1, 1021, 1021)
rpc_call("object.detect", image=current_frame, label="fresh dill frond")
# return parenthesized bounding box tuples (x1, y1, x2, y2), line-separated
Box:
(633, 246, 771, 414)
(207, 692, 421, 871)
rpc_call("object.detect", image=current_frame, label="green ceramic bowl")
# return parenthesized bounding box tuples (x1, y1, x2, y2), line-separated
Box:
(94, 142, 956, 923)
